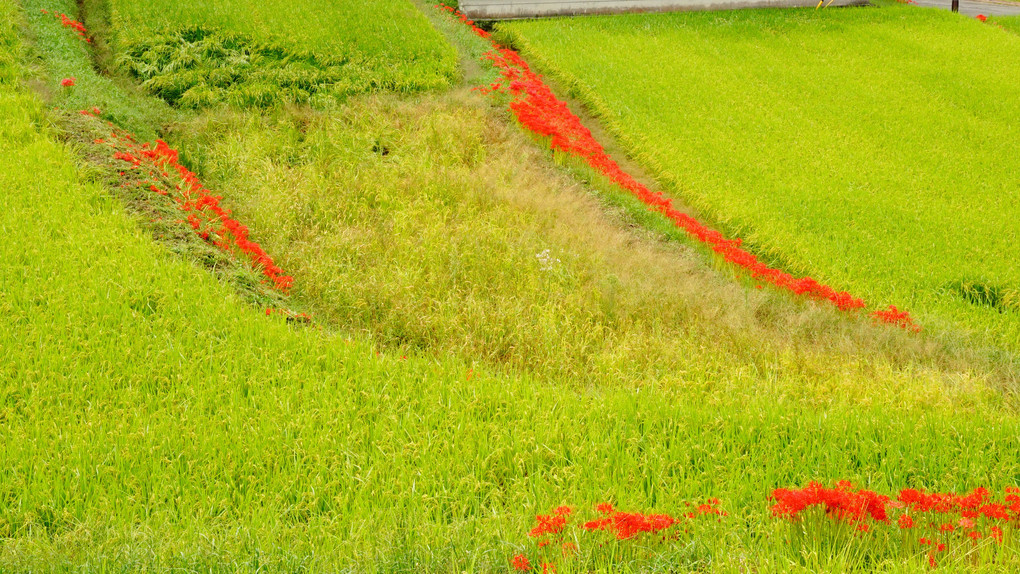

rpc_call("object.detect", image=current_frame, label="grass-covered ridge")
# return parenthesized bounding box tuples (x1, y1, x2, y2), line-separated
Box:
(107, 0, 459, 105)
(498, 4, 1020, 355)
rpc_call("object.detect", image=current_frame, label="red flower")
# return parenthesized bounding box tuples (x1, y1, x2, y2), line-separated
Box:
(61, 77, 76, 87)
(990, 526, 1004, 543)
(976, 14, 988, 22)
(596, 503, 614, 514)
(529, 513, 567, 538)
(939, 523, 955, 532)
(898, 514, 914, 529)
(919, 537, 932, 546)
(554, 506, 572, 516)
(968, 531, 983, 540)
(511, 554, 531, 572)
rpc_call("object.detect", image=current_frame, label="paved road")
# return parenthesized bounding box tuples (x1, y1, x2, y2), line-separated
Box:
(911, 0, 1020, 17)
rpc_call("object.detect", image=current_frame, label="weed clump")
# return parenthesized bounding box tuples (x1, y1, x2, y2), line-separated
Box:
(118, 27, 381, 109)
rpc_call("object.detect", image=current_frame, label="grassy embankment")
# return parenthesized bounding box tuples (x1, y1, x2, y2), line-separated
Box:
(499, 3, 1020, 357)
(3, 0, 1020, 571)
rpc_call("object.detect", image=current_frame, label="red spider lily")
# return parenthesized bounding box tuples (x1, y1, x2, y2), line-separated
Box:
(83, 110, 294, 292)
(512, 553, 531, 572)
(776, 483, 1018, 568)
(871, 305, 921, 332)
(439, 6, 920, 330)
(596, 503, 614, 514)
(44, 11, 92, 43)
(977, 14, 988, 22)
(770, 481, 890, 528)
(582, 510, 677, 540)
(898, 487, 990, 513)
(61, 77, 76, 87)
(530, 513, 568, 538)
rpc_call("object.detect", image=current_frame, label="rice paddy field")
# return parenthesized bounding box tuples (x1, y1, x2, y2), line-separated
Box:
(4, 0, 1020, 572)
(106, 0, 459, 103)
(499, 3, 1020, 355)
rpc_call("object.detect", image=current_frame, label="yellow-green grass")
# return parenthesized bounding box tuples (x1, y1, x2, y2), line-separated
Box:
(991, 15, 1020, 34)
(106, 0, 458, 100)
(6, 1, 1020, 572)
(498, 4, 1020, 357)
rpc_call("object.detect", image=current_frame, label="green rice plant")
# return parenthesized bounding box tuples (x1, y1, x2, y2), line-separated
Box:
(498, 3, 1020, 356)
(106, 0, 459, 104)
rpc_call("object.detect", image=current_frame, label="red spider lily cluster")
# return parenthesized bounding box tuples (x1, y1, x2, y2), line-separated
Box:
(772, 481, 1018, 568)
(771, 481, 890, 531)
(871, 304, 920, 332)
(513, 501, 725, 572)
(977, 14, 988, 23)
(439, 6, 920, 330)
(582, 499, 726, 540)
(81, 109, 293, 292)
(61, 77, 76, 87)
(40, 9, 92, 43)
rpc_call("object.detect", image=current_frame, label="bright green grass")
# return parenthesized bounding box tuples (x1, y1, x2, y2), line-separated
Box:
(107, 0, 458, 96)
(6, 1, 1020, 571)
(991, 15, 1020, 34)
(499, 4, 1020, 356)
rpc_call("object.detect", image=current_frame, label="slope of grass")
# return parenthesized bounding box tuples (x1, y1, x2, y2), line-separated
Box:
(106, 0, 459, 103)
(168, 90, 1018, 399)
(5, 1, 1020, 572)
(498, 4, 1020, 356)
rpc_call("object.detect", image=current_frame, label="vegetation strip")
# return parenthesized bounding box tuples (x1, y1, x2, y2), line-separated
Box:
(88, 109, 294, 292)
(438, 5, 918, 330)
(40, 8, 294, 299)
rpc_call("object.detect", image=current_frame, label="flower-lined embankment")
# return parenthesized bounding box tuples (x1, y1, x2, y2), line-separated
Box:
(83, 109, 294, 293)
(438, 5, 919, 331)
